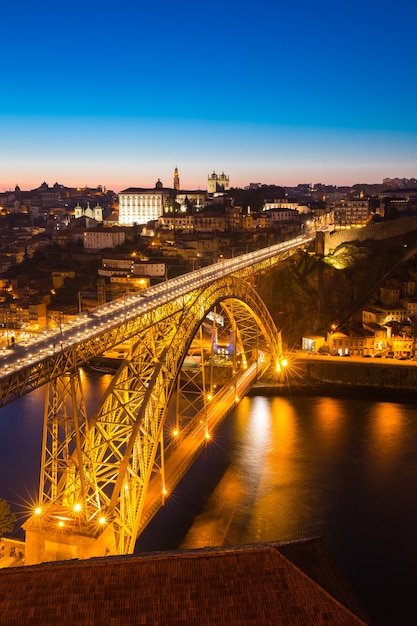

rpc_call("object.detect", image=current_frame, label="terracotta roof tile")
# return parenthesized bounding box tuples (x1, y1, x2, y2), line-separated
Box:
(0, 540, 370, 625)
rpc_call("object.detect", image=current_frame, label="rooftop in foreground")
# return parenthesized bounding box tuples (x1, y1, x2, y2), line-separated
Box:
(0, 538, 370, 625)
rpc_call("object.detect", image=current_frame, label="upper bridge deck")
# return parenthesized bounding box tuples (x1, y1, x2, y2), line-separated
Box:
(0, 234, 313, 406)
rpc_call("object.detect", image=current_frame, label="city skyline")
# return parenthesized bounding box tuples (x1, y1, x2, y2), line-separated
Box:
(1, 0, 416, 192)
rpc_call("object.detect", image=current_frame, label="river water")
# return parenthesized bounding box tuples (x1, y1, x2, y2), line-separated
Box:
(0, 370, 416, 625)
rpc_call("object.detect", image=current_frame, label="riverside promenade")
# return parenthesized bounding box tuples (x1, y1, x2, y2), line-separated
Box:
(255, 352, 417, 395)
(297, 353, 417, 391)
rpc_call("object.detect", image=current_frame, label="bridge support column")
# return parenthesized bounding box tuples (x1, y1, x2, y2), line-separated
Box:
(23, 519, 118, 565)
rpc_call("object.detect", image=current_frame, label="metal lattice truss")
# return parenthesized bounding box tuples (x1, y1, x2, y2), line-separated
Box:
(40, 372, 97, 509)
(36, 275, 283, 554)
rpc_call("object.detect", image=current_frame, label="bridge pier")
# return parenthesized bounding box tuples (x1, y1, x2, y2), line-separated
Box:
(23, 517, 118, 565)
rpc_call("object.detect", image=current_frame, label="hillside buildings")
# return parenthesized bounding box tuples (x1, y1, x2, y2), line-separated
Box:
(0, 182, 116, 216)
(333, 199, 371, 229)
(119, 168, 309, 235)
(74, 202, 103, 222)
(1, 168, 417, 348)
(118, 169, 208, 226)
(118, 179, 171, 225)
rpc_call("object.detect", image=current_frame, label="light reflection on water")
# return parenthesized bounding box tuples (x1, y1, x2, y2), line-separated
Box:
(181, 395, 358, 547)
(178, 393, 417, 625)
(369, 402, 406, 469)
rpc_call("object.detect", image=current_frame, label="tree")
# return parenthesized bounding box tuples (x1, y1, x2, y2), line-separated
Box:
(184, 196, 197, 213)
(166, 192, 181, 213)
(0, 498, 16, 537)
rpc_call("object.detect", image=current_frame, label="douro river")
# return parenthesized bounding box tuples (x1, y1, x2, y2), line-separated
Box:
(1, 371, 416, 624)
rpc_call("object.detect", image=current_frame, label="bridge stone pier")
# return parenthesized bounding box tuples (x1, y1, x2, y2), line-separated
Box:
(24, 519, 117, 564)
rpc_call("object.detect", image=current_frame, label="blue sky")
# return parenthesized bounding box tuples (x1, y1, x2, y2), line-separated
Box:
(1, 0, 416, 191)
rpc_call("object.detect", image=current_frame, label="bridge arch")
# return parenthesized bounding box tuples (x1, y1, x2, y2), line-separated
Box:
(26, 276, 283, 561)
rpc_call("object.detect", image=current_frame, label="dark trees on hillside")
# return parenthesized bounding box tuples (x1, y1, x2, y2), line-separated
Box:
(0, 498, 16, 537)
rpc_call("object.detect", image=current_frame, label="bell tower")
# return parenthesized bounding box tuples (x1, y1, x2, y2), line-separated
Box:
(173, 167, 180, 191)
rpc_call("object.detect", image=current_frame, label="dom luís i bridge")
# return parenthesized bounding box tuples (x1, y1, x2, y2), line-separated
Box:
(0, 234, 312, 565)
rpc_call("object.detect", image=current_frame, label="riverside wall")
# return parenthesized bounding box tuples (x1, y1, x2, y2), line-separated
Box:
(293, 357, 417, 392)
(319, 215, 417, 256)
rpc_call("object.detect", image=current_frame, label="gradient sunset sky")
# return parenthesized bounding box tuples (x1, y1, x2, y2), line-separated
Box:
(1, 0, 416, 192)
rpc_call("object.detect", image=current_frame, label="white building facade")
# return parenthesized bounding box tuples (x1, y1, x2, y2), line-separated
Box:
(118, 182, 170, 225)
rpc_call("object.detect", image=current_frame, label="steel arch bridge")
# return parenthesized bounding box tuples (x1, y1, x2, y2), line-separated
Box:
(23, 273, 285, 563)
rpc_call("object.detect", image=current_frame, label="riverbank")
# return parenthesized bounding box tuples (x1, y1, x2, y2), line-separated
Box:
(254, 355, 417, 401)
(252, 380, 417, 403)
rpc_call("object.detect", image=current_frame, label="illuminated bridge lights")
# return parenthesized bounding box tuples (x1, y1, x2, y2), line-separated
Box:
(29, 506, 110, 535)
(275, 355, 289, 373)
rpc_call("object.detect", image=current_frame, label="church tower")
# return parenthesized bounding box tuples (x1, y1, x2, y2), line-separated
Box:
(208, 171, 229, 194)
(173, 167, 180, 191)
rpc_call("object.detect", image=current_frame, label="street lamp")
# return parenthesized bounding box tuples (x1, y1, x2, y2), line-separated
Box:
(47, 312, 64, 350)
